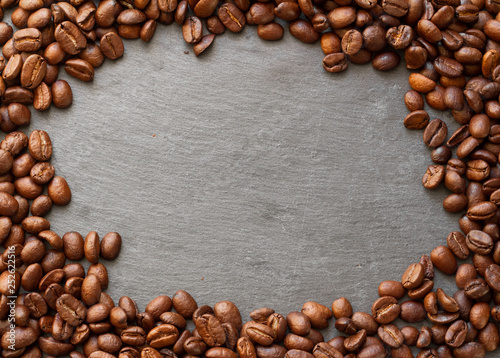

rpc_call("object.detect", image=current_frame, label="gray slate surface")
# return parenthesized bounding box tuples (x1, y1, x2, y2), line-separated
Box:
(22, 23, 462, 337)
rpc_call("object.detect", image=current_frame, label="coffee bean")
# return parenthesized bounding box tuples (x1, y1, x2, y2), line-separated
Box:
(466, 160, 490, 182)
(404, 110, 429, 129)
(33, 82, 53, 111)
(145, 295, 171, 320)
(402, 263, 425, 289)
(423, 119, 447, 147)
(195, 313, 226, 347)
(258, 23, 284, 41)
(434, 56, 463, 77)
(400, 300, 426, 322)
(436, 288, 459, 313)
(47, 176, 71, 205)
(372, 51, 400, 71)
(39, 336, 74, 356)
(182, 16, 202, 44)
(21, 216, 50, 233)
(334, 317, 357, 335)
(431, 245, 457, 275)
(344, 329, 366, 352)
(56, 293, 86, 326)
(312, 342, 342, 358)
(84, 231, 100, 264)
(28, 130, 52, 161)
(386, 25, 413, 49)
(467, 201, 496, 221)
(322, 53, 348, 73)
(20, 54, 46, 89)
(82, 274, 102, 306)
(485, 264, 500, 291)
(63, 231, 84, 261)
(372, 296, 400, 324)
(443, 193, 468, 213)
(55, 21, 87, 55)
(447, 231, 469, 259)
(301, 301, 331, 330)
(378, 324, 404, 348)
(147, 324, 179, 348)
(289, 19, 319, 44)
(51, 80, 73, 109)
(172, 290, 197, 318)
(64, 58, 95, 82)
(350, 312, 378, 336)
(470, 302, 490, 330)
(31, 194, 52, 216)
(96, 231, 121, 260)
(286, 311, 311, 336)
(466, 230, 493, 255)
(247, 322, 275, 346)
(478, 322, 499, 351)
(100, 32, 124, 60)
(13, 28, 42, 52)
(218, 4, 246, 32)
(404, 90, 424, 111)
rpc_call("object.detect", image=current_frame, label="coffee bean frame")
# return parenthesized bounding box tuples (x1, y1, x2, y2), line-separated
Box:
(0, 1, 497, 357)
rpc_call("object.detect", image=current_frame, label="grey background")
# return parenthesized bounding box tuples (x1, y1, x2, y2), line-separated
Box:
(19, 23, 464, 337)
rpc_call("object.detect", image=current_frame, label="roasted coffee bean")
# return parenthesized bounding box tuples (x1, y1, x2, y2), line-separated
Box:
(373, 51, 400, 71)
(467, 202, 497, 220)
(422, 165, 444, 189)
(13, 28, 42, 52)
(334, 317, 357, 334)
(423, 119, 447, 147)
(289, 19, 319, 44)
(65, 58, 94, 82)
(54, 21, 87, 55)
(431, 245, 457, 275)
(56, 293, 86, 326)
(312, 342, 342, 358)
(485, 264, 500, 291)
(172, 290, 197, 318)
(301, 301, 331, 330)
(98, 231, 121, 260)
(344, 329, 366, 352)
(404, 90, 424, 111)
(466, 160, 490, 182)
(146, 324, 179, 348)
(466, 230, 493, 254)
(30, 161, 55, 184)
(447, 231, 469, 259)
(372, 296, 400, 324)
(194, 314, 226, 347)
(378, 324, 404, 348)
(218, 3, 245, 32)
(47, 176, 71, 205)
(82, 274, 102, 306)
(247, 322, 275, 346)
(29, 130, 52, 161)
(331, 297, 352, 319)
(400, 300, 426, 322)
(402, 263, 425, 289)
(33, 82, 52, 111)
(386, 25, 413, 49)
(51, 80, 73, 109)
(63, 231, 85, 261)
(350, 312, 378, 336)
(341, 29, 363, 56)
(322, 53, 347, 73)
(20, 54, 46, 89)
(286, 311, 311, 335)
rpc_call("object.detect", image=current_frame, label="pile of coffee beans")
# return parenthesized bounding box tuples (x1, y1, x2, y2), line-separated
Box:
(3, 0, 500, 354)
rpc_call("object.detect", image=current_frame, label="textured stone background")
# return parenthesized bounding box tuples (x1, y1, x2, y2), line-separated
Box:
(19, 23, 465, 337)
